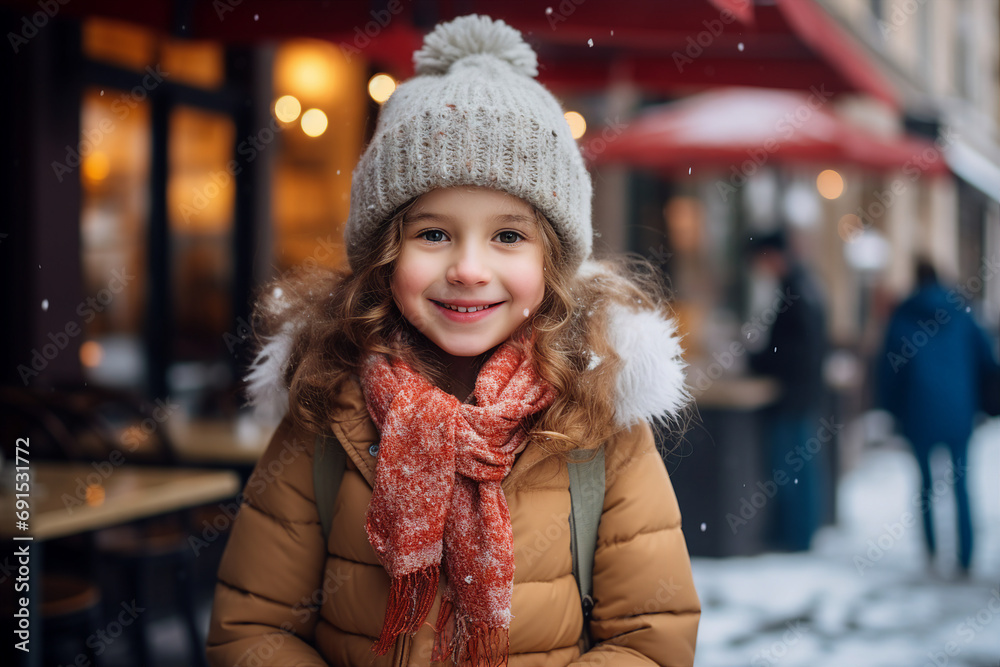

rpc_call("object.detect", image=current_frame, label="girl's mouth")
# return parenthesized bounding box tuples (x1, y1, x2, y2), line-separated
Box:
(431, 300, 503, 320)
(433, 301, 501, 313)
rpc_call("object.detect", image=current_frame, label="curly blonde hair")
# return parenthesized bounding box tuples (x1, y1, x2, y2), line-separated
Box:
(252, 199, 680, 453)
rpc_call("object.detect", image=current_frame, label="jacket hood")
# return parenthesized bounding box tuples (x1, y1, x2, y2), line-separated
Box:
(245, 262, 690, 429)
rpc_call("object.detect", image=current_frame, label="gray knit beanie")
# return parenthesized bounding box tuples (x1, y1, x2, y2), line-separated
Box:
(345, 14, 593, 273)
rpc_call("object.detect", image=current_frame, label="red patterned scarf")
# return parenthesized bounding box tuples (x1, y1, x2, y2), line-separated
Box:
(360, 342, 555, 666)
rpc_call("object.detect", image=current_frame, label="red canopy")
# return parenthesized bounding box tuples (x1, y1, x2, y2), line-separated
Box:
(587, 87, 948, 175)
(37, 0, 898, 105)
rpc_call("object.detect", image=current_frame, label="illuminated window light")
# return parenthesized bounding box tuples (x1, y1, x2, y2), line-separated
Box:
(274, 95, 302, 123)
(80, 340, 103, 368)
(82, 151, 110, 183)
(564, 111, 587, 139)
(368, 73, 396, 104)
(301, 108, 328, 137)
(817, 169, 844, 199)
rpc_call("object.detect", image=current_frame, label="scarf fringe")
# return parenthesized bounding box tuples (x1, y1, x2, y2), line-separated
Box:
(432, 599, 509, 667)
(371, 567, 440, 655)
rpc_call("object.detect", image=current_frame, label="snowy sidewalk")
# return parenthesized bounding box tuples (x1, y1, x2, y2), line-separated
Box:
(691, 417, 1000, 667)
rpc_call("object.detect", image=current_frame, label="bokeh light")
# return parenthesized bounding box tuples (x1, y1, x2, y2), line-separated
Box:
(301, 108, 328, 137)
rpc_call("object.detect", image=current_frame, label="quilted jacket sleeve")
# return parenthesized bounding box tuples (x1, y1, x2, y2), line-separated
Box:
(571, 421, 701, 667)
(206, 417, 330, 667)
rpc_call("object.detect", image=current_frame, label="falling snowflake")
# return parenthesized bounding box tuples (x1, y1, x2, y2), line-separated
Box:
(700, 523, 707, 532)
(738, 42, 745, 52)
(41, 299, 49, 311)
(254, 13, 259, 21)
(587, 38, 594, 47)
(546, 7, 553, 15)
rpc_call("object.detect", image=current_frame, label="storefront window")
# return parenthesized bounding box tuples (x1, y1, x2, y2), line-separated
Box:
(79, 86, 150, 388)
(270, 40, 367, 272)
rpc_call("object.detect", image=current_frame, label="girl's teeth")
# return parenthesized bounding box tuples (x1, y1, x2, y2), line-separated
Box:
(443, 303, 488, 313)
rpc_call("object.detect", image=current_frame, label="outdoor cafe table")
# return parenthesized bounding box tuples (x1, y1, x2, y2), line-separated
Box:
(167, 418, 271, 466)
(2, 462, 241, 667)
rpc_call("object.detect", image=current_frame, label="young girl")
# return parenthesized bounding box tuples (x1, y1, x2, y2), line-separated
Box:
(208, 15, 700, 667)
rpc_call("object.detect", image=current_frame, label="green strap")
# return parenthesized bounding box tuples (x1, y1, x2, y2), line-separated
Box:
(568, 445, 605, 645)
(313, 432, 347, 543)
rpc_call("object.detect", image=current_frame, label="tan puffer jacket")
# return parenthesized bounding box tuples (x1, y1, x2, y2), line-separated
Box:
(207, 378, 700, 667)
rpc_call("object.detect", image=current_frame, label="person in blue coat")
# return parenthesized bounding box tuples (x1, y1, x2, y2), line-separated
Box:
(878, 259, 999, 575)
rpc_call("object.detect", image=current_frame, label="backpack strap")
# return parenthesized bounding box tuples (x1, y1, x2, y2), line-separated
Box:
(567, 445, 606, 647)
(313, 432, 347, 543)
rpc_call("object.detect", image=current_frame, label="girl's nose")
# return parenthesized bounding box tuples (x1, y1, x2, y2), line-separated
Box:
(446, 244, 491, 286)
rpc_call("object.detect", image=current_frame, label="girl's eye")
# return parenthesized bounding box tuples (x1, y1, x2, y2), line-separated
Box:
(419, 230, 446, 243)
(496, 231, 523, 244)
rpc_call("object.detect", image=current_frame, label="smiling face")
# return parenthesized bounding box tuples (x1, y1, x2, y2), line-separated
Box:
(391, 186, 546, 358)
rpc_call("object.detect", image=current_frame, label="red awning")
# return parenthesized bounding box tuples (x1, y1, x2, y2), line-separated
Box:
(587, 87, 948, 175)
(40, 0, 897, 105)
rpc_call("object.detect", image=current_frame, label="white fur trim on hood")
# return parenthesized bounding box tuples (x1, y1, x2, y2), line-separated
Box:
(605, 303, 689, 427)
(244, 295, 690, 429)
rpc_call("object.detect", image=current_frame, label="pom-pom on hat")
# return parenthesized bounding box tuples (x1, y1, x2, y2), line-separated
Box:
(345, 14, 593, 273)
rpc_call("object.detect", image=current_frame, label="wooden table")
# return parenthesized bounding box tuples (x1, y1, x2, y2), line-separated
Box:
(167, 418, 272, 466)
(1, 463, 241, 667)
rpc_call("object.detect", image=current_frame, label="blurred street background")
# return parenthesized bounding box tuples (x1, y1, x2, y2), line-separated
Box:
(1, 1, 998, 666)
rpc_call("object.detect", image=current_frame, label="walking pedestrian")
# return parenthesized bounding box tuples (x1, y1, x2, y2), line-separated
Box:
(749, 231, 829, 552)
(206, 15, 700, 666)
(878, 258, 999, 576)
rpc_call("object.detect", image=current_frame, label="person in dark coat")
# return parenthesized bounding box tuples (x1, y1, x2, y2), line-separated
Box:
(878, 259, 999, 575)
(749, 231, 829, 552)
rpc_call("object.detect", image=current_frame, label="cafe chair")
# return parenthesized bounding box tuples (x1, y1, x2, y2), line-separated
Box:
(42, 574, 103, 667)
(2, 385, 210, 667)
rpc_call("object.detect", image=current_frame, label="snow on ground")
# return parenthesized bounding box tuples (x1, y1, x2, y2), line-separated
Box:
(692, 416, 1000, 667)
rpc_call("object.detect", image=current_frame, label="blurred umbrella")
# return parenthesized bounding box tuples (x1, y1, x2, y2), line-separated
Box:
(586, 87, 951, 175)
